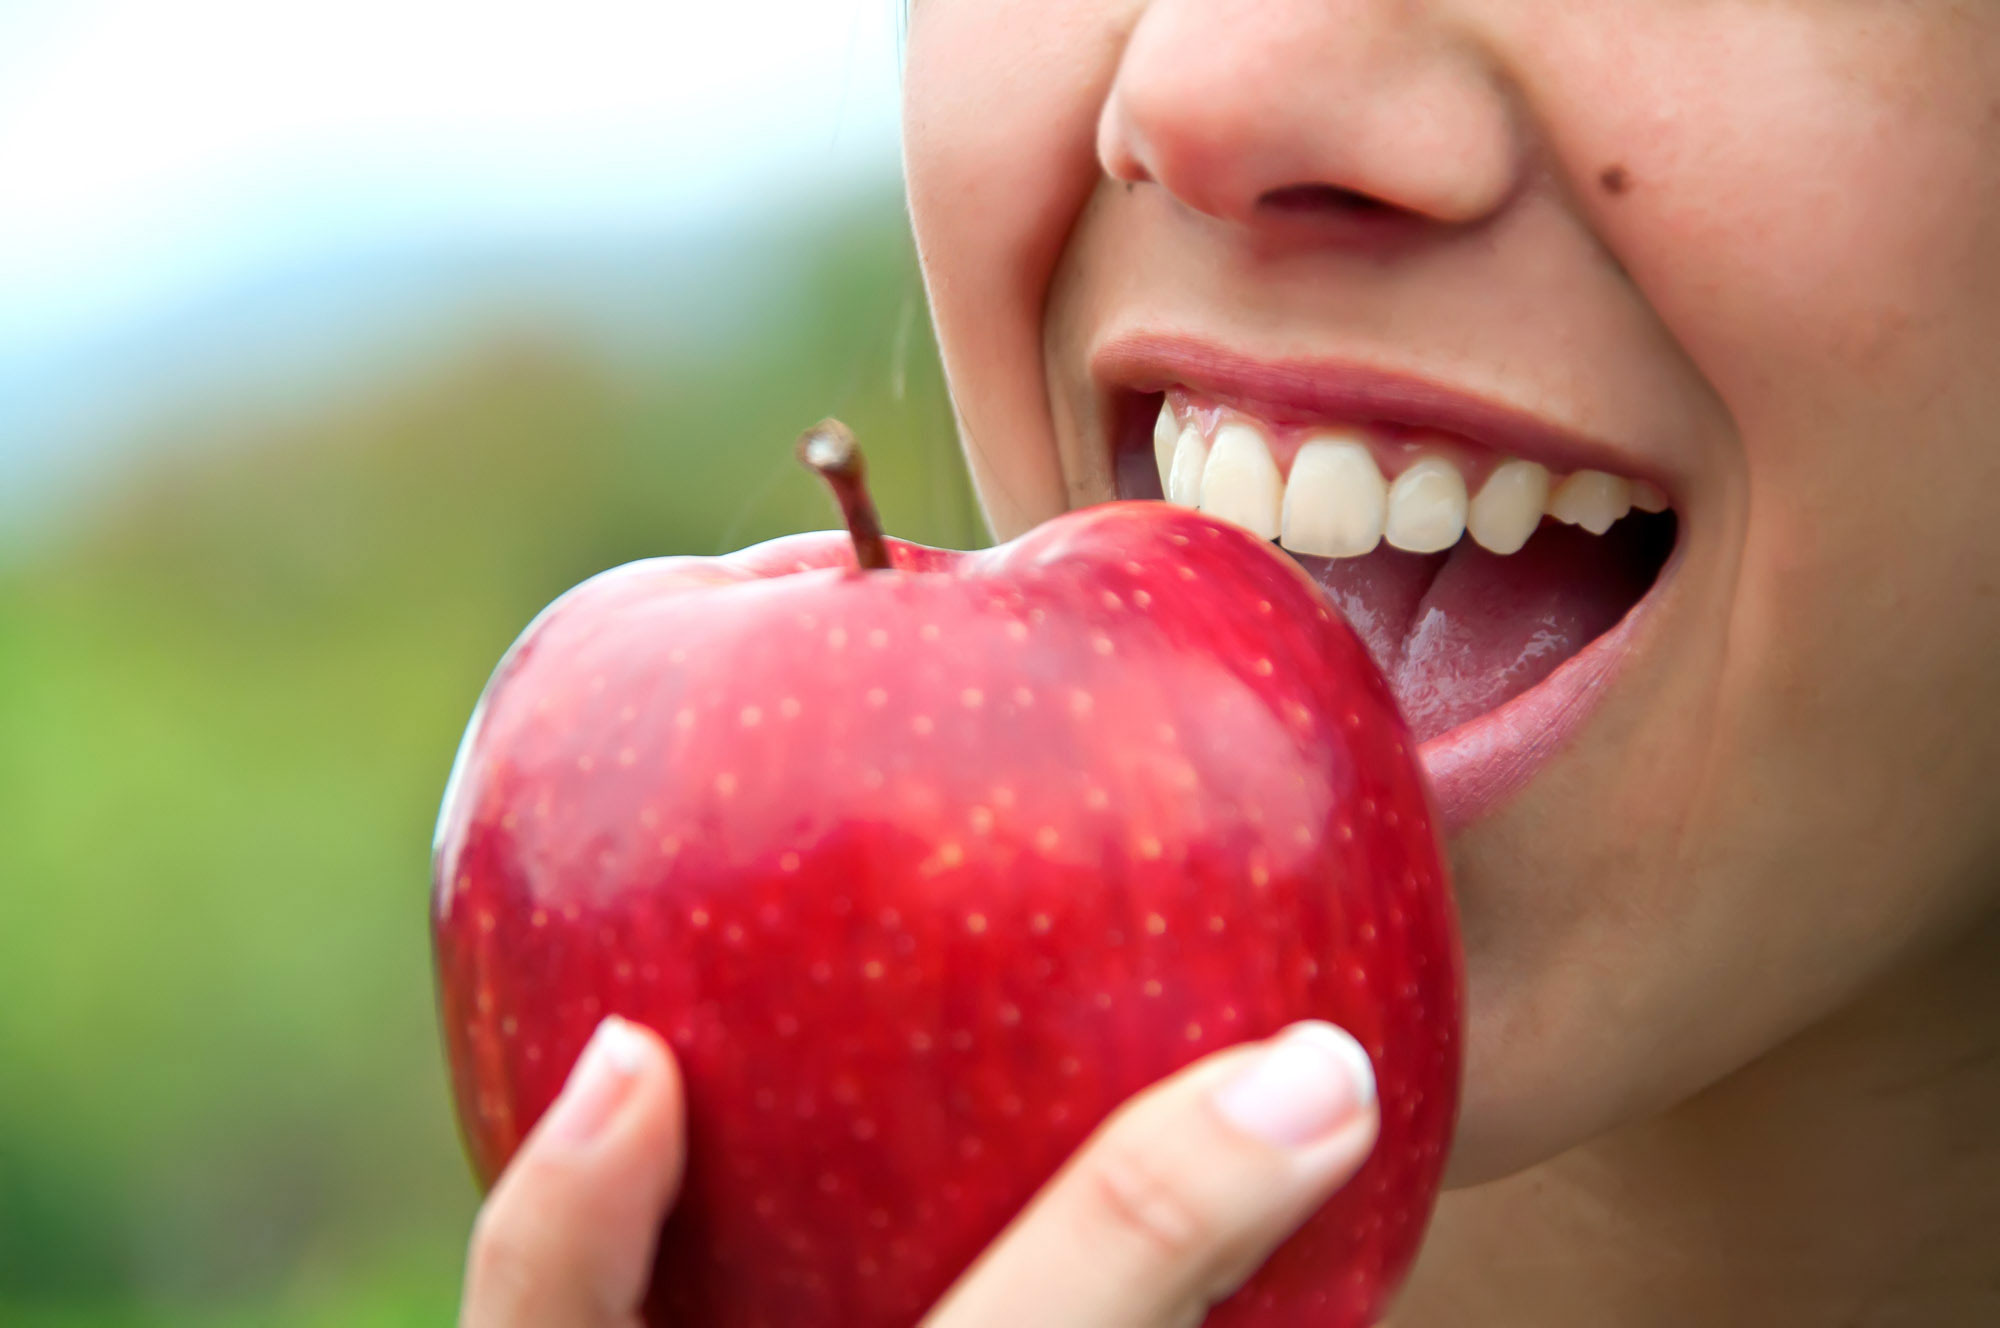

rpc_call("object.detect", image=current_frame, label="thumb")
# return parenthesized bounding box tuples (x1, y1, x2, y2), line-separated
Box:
(462, 1016, 686, 1328)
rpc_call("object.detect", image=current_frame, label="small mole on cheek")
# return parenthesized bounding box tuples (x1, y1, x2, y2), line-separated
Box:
(1599, 164, 1631, 197)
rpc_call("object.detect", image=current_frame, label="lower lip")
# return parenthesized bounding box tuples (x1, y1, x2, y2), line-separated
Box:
(1414, 564, 1667, 834)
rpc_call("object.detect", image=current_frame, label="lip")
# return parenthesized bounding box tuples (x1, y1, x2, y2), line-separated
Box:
(1094, 331, 1668, 486)
(1092, 330, 1681, 833)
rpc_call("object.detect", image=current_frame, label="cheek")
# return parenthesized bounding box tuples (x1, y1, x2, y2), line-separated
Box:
(1522, 6, 2000, 439)
(903, 2, 1136, 539)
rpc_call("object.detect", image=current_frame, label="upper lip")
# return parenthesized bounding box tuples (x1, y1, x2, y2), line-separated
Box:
(1094, 331, 1665, 486)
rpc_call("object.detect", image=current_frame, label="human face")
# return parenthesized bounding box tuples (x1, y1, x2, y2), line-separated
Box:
(902, 1, 2000, 1183)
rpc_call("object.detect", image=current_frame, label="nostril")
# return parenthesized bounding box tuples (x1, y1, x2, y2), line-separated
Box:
(1259, 183, 1394, 217)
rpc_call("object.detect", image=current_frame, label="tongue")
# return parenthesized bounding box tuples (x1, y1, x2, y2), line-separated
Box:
(1296, 520, 1665, 744)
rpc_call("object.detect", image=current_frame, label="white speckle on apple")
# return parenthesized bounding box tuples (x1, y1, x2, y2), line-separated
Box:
(997, 1003, 1020, 1026)
(778, 697, 801, 719)
(614, 961, 633, 983)
(525, 1043, 542, 1064)
(1185, 1023, 1203, 1041)
(1091, 635, 1115, 656)
(911, 715, 934, 736)
(1338, 822, 1356, 843)
(1012, 686, 1034, 708)
(969, 806, 995, 834)
(1145, 913, 1167, 935)
(909, 1031, 933, 1053)
(938, 842, 964, 868)
(1085, 786, 1109, 810)
(689, 906, 709, 928)
(1100, 591, 1123, 610)
(1035, 827, 1060, 853)
(798, 613, 818, 631)
(530, 909, 548, 929)
(659, 836, 681, 858)
(1069, 691, 1094, 719)
(862, 960, 885, 980)
(725, 923, 745, 945)
(920, 623, 940, 642)
(868, 629, 890, 649)
(861, 767, 885, 790)
(499, 1015, 517, 1037)
(960, 687, 984, 709)
(739, 706, 762, 728)
(1208, 915, 1226, 934)
(865, 688, 888, 708)
(827, 626, 847, 649)
(476, 910, 496, 934)
(1300, 958, 1321, 979)
(1177, 566, 1197, 581)
(778, 851, 800, 873)
(715, 773, 738, 797)
(965, 912, 988, 935)
(1093, 992, 1113, 1010)
(1254, 657, 1275, 676)
(1143, 979, 1164, 997)
(576, 755, 595, 773)
(992, 786, 1017, 809)
(1134, 588, 1153, 608)
(1139, 837, 1163, 861)
(1060, 1055, 1081, 1076)
(1030, 912, 1052, 934)
(880, 907, 901, 928)
(668, 648, 687, 665)
(674, 709, 695, 730)
(618, 705, 636, 723)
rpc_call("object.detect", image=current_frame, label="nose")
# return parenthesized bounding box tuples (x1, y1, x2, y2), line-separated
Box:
(1097, 0, 1521, 233)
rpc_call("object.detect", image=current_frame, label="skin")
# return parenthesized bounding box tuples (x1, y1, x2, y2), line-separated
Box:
(463, 2, 2000, 1324)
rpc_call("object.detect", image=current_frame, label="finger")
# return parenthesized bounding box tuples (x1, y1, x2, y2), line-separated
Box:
(462, 1016, 686, 1328)
(925, 1020, 1379, 1328)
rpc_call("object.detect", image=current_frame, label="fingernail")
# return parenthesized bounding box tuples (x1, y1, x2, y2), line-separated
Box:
(546, 1016, 650, 1145)
(1210, 1021, 1376, 1148)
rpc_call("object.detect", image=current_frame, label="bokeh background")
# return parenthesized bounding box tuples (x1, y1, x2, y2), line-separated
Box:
(0, 3, 978, 1322)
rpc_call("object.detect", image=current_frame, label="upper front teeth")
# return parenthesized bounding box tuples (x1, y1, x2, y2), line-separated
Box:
(1200, 423, 1283, 540)
(1383, 456, 1468, 553)
(1282, 434, 1385, 557)
(1153, 399, 1665, 557)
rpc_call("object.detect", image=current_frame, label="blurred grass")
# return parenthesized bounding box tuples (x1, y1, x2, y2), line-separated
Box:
(0, 190, 980, 1323)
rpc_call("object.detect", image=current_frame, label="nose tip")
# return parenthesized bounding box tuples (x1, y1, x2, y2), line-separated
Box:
(1096, 2, 1521, 233)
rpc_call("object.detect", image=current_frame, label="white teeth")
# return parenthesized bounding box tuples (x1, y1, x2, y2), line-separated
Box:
(1167, 424, 1209, 508)
(1384, 456, 1469, 553)
(1630, 480, 1670, 513)
(1153, 402, 1178, 492)
(1467, 459, 1551, 556)
(1281, 434, 1386, 557)
(1546, 469, 1633, 535)
(1199, 422, 1283, 540)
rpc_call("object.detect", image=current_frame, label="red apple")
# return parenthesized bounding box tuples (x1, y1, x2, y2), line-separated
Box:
(432, 422, 1461, 1327)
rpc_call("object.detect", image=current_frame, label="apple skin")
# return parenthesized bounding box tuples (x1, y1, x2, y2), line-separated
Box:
(432, 501, 1460, 1328)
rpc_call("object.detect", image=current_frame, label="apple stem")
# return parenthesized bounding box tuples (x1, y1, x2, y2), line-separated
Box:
(797, 419, 893, 572)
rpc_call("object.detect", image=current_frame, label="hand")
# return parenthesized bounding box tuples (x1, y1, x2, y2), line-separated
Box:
(461, 1016, 1380, 1328)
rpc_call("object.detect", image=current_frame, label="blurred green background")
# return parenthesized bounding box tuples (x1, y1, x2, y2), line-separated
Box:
(0, 4, 976, 1323)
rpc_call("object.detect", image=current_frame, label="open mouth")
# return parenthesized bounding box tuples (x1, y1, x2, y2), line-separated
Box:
(1111, 380, 1679, 820)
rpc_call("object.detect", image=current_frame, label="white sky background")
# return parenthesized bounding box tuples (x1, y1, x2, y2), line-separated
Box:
(0, 0, 906, 447)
